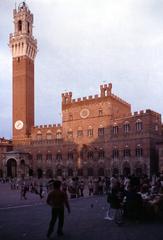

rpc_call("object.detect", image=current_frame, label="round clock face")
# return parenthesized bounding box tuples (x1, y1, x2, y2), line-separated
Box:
(80, 108, 90, 119)
(15, 120, 24, 130)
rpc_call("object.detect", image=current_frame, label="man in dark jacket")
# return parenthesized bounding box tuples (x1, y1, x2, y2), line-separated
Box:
(46, 180, 70, 238)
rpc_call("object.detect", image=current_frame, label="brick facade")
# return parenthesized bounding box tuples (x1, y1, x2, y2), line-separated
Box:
(0, 3, 163, 178)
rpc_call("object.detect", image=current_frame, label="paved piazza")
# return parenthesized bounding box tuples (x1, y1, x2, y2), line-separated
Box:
(0, 183, 163, 240)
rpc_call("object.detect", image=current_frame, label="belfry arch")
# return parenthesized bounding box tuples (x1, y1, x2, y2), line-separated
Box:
(6, 158, 17, 178)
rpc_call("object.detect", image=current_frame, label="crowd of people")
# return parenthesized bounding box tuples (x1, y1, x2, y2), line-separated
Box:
(106, 174, 163, 224)
(1, 173, 163, 225)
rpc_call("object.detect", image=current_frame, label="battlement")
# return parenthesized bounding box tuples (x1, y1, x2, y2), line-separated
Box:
(32, 123, 62, 129)
(100, 83, 112, 97)
(62, 92, 72, 104)
(110, 93, 130, 107)
(62, 83, 130, 107)
(133, 109, 161, 117)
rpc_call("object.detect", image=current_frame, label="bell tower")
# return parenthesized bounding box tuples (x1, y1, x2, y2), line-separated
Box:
(9, 2, 37, 142)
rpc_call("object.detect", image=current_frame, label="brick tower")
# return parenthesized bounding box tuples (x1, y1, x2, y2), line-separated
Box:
(9, 2, 37, 142)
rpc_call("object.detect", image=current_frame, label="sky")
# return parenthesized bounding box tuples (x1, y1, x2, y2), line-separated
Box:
(0, 0, 163, 139)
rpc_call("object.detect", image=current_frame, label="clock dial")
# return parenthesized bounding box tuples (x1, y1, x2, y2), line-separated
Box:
(80, 109, 90, 119)
(15, 120, 24, 130)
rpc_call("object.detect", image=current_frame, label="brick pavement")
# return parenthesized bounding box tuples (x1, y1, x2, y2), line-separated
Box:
(0, 183, 163, 240)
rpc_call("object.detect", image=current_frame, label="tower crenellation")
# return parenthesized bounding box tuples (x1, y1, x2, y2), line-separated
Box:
(9, 2, 37, 61)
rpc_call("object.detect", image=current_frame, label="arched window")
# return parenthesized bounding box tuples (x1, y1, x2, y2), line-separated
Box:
(46, 153, 52, 161)
(98, 125, 104, 136)
(46, 130, 52, 140)
(67, 128, 73, 138)
(99, 150, 105, 159)
(77, 127, 83, 137)
(68, 152, 74, 160)
(136, 119, 143, 131)
(123, 121, 130, 133)
(36, 153, 42, 161)
(112, 149, 119, 159)
(27, 21, 30, 34)
(123, 146, 131, 158)
(113, 124, 118, 135)
(87, 151, 94, 160)
(36, 131, 42, 141)
(99, 109, 103, 116)
(135, 146, 143, 157)
(18, 20, 22, 31)
(87, 126, 93, 137)
(56, 129, 62, 139)
(56, 152, 62, 161)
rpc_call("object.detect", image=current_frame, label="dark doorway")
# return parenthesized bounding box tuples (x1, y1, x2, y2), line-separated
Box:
(123, 167, 131, 177)
(87, 167, 94, 176)
(37, 168, 43, 178)
(112, 168, 119, 176)
(98, 168, 104, 176)
(56, 169, 62, 177)
(68, 168, 73, 177)
(7, 159, 17, 178)
(135, 167, 142, 177)
(77, 168, 83, 176)
(29, 168, 33, 176)
(46, 169, 53, 178)
(0, 169, 3, 178)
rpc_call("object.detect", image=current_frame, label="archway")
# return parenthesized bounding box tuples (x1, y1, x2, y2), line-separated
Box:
(77, 168, 83, 176)
(112, 168, 119, 176)
(98, 167, 104, 176)
(123, 162, 131, 177)
(123, 167, 131, 177)
(7, 159, 17, 178)
(87, 167, 94, 177)
(29, 168, 33, 177)
(0, 169, 3, 178)
(37, 168, 43, 178)
(46, 169, 53, 178)
(20, 160, 26, 178)
(135, 167, 142, 177)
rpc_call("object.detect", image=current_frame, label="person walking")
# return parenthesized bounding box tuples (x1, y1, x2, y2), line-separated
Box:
(46, 180, 70, 238)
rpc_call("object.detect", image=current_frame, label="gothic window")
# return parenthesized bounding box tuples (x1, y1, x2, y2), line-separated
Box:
(36, 154, 42, 161)
(136, 119, 143, 131)
(124, 122, 130, 133)
(56, 130, 62, 139)
(56, 153, 62, 161)
(99, 150, 105, 159)
(136, 147, 143, 157)
(36, 131, 42, 141)
(123, 148, 131, 158)
(68, 152, 74, 160)
(87, 151, 94, 160)
(27, 22, 30, 34)
(67, 129, 73, 138)
(112, 149, 119, 159)
(98, 127, 104, 136)
(99, 109, 103, 116)
(18, 20, 22, 31)
(46, 130, 52, 140)
(46, 154, 52, 161)
(113, 125, 118, 135)
(87, 126, 93, 137)
(77, 127, 83, 137)
(155, 125, 159, 131)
